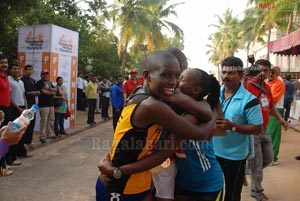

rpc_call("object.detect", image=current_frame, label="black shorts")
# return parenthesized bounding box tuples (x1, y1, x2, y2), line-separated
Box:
(174, 184, 223, 201)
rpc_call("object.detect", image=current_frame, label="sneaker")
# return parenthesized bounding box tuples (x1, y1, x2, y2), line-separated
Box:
(251, 192, 269, 201)
(295, 155, 300, 160)
(47, 136, 56, 139)
(25, 143, 35, 149)
(19, 153, 33, 158)
(270, 160, 278, 166)
(12, 160, 22, 166)
(0, 168, 13, 176)
(40, 137, 47, 144)
(6, 165, 12, 170)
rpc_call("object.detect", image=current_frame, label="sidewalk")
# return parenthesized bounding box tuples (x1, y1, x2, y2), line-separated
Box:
(30, 109, 111, 150)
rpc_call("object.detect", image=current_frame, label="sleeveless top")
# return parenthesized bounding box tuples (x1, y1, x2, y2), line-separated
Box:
(107, 94, 163, 194)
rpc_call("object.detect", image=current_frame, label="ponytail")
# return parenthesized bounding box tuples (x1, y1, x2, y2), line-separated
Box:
(206, 75, 220, 110)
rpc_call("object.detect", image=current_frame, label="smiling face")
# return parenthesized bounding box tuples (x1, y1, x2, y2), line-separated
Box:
(179, 69, 199, 99)
(10, 65, 21, 78)
(0, 58, 8, 73)
(144, 51, 181, 100)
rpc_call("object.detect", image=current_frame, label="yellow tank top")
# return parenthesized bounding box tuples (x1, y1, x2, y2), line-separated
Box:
(108, 94, 163, 194)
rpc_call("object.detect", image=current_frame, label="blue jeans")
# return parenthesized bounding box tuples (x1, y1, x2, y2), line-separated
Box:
(249, 128, 273, 196)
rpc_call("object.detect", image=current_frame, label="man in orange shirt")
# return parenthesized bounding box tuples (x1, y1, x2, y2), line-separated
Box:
(123, 69, 143, 102)
(266, 66, 285, 165)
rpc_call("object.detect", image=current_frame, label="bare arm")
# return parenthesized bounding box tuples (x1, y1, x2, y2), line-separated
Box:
(10, 100, 24, 114)
(216, 116, 262, 135)
(41, 88, 55, 95)
(98, 135, 180, 177)
(133, 97, 214, 140)
(166, 89, 212, 122)
(98, 108, 216, 176)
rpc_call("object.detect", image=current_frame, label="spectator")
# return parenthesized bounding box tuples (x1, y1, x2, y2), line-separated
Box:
(36, 69, 56, 143)
(246, 59, 288, 201)
(100, 77, 111, 120)
(110, 74, 124, 130)
(213, 56, 263, 201)
(7, 64, 29, 165)
(0, 53, 12, 176)
(283, 75, 296, 121)
(123, 69, 143, 102)
(266, 66, 286, 165)
(95, 76, 102, 114)
(85, 75, 98, 125)
(54, 76, 68, 135)
(77, 72, 85, 111)
(82, 75, 89, 110)
(21, 64, 40, 147)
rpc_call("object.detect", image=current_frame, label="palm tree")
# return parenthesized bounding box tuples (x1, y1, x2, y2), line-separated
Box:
(207, 9, 241, 66)
(246, 0, 300, 64)
(107, 0, 183, 74)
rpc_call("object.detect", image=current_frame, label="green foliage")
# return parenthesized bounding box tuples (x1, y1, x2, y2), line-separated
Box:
(207, 9, 241, 66)
(207, 0, 300, 67)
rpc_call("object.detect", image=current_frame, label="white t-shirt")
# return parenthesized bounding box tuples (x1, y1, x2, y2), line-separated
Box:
(9, 76, 26, 106)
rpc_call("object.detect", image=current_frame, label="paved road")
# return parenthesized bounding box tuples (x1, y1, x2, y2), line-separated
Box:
(0, 120, 299, 201)
(0, 120, 113, 201)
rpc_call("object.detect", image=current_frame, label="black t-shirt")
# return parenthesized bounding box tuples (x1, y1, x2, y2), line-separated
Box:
(36, 79, 54, 107)
(21, 76, 37, 107)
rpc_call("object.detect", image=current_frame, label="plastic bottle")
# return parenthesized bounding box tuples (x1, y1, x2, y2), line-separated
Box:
(11, 104, 39, 130)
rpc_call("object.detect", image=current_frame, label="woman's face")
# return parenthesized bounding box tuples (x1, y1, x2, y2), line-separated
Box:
(57, 78, 63, 85)
(179, 69, 199, 99)
(146, 62, 181, 100)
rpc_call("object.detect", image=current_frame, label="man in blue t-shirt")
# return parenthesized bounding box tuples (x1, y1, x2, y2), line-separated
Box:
(213, 56, 263, 201)
(110, 74, 124, 130)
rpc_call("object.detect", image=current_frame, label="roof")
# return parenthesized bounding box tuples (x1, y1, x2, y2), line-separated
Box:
(268, 28, 300, 56)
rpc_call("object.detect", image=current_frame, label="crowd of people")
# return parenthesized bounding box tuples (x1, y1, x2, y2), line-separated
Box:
(0, 53, 69, 176)
(1, 47, 300, 200)
(95, 49, 300, 201)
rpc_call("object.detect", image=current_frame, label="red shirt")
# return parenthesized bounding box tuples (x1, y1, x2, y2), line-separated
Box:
(0, 72, 10, 107)
(123, 78, 143, 97)
(246, 77, 273, 127)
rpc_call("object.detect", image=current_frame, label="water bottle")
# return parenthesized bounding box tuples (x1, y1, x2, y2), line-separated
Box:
(11, 104, 39, 130)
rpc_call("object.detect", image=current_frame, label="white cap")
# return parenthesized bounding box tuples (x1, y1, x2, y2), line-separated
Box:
(298, 78, 300, 83)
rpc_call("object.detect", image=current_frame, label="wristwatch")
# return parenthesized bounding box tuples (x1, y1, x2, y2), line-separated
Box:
(231, 124, 237, 132)
(113, 167, 122, 179)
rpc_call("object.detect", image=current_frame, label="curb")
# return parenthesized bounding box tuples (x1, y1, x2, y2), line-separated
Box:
(28, 119, 110, 150)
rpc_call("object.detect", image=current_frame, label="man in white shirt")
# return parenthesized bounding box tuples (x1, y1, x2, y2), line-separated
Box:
(7, 64, 29, 166)
(77, 72, 85, 111)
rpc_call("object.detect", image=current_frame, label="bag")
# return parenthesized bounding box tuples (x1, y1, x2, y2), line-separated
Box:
(64, 108, 71, 119)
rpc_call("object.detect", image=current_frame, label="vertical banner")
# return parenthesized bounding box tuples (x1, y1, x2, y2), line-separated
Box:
(70, 56, 77, 127)
(18, 24, 79, 130)
(18, 52, 26, 75)
(50, 52, 59, 82)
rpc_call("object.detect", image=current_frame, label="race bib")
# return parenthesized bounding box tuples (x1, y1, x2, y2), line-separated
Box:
(260, 95, 269, 108)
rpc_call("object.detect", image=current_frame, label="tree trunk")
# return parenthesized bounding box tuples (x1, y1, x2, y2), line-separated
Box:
(286, 13, 293, 35)
(267, 27, 271, 61)
(121, 42, 128, 74)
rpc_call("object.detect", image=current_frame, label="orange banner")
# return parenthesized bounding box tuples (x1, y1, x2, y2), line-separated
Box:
(18, 52, 26, 75)
(50, 52, 59, 82)
(70, 56, 77, 127)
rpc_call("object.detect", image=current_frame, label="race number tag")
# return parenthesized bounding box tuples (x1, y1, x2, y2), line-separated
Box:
(260, 95, 269, 108)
